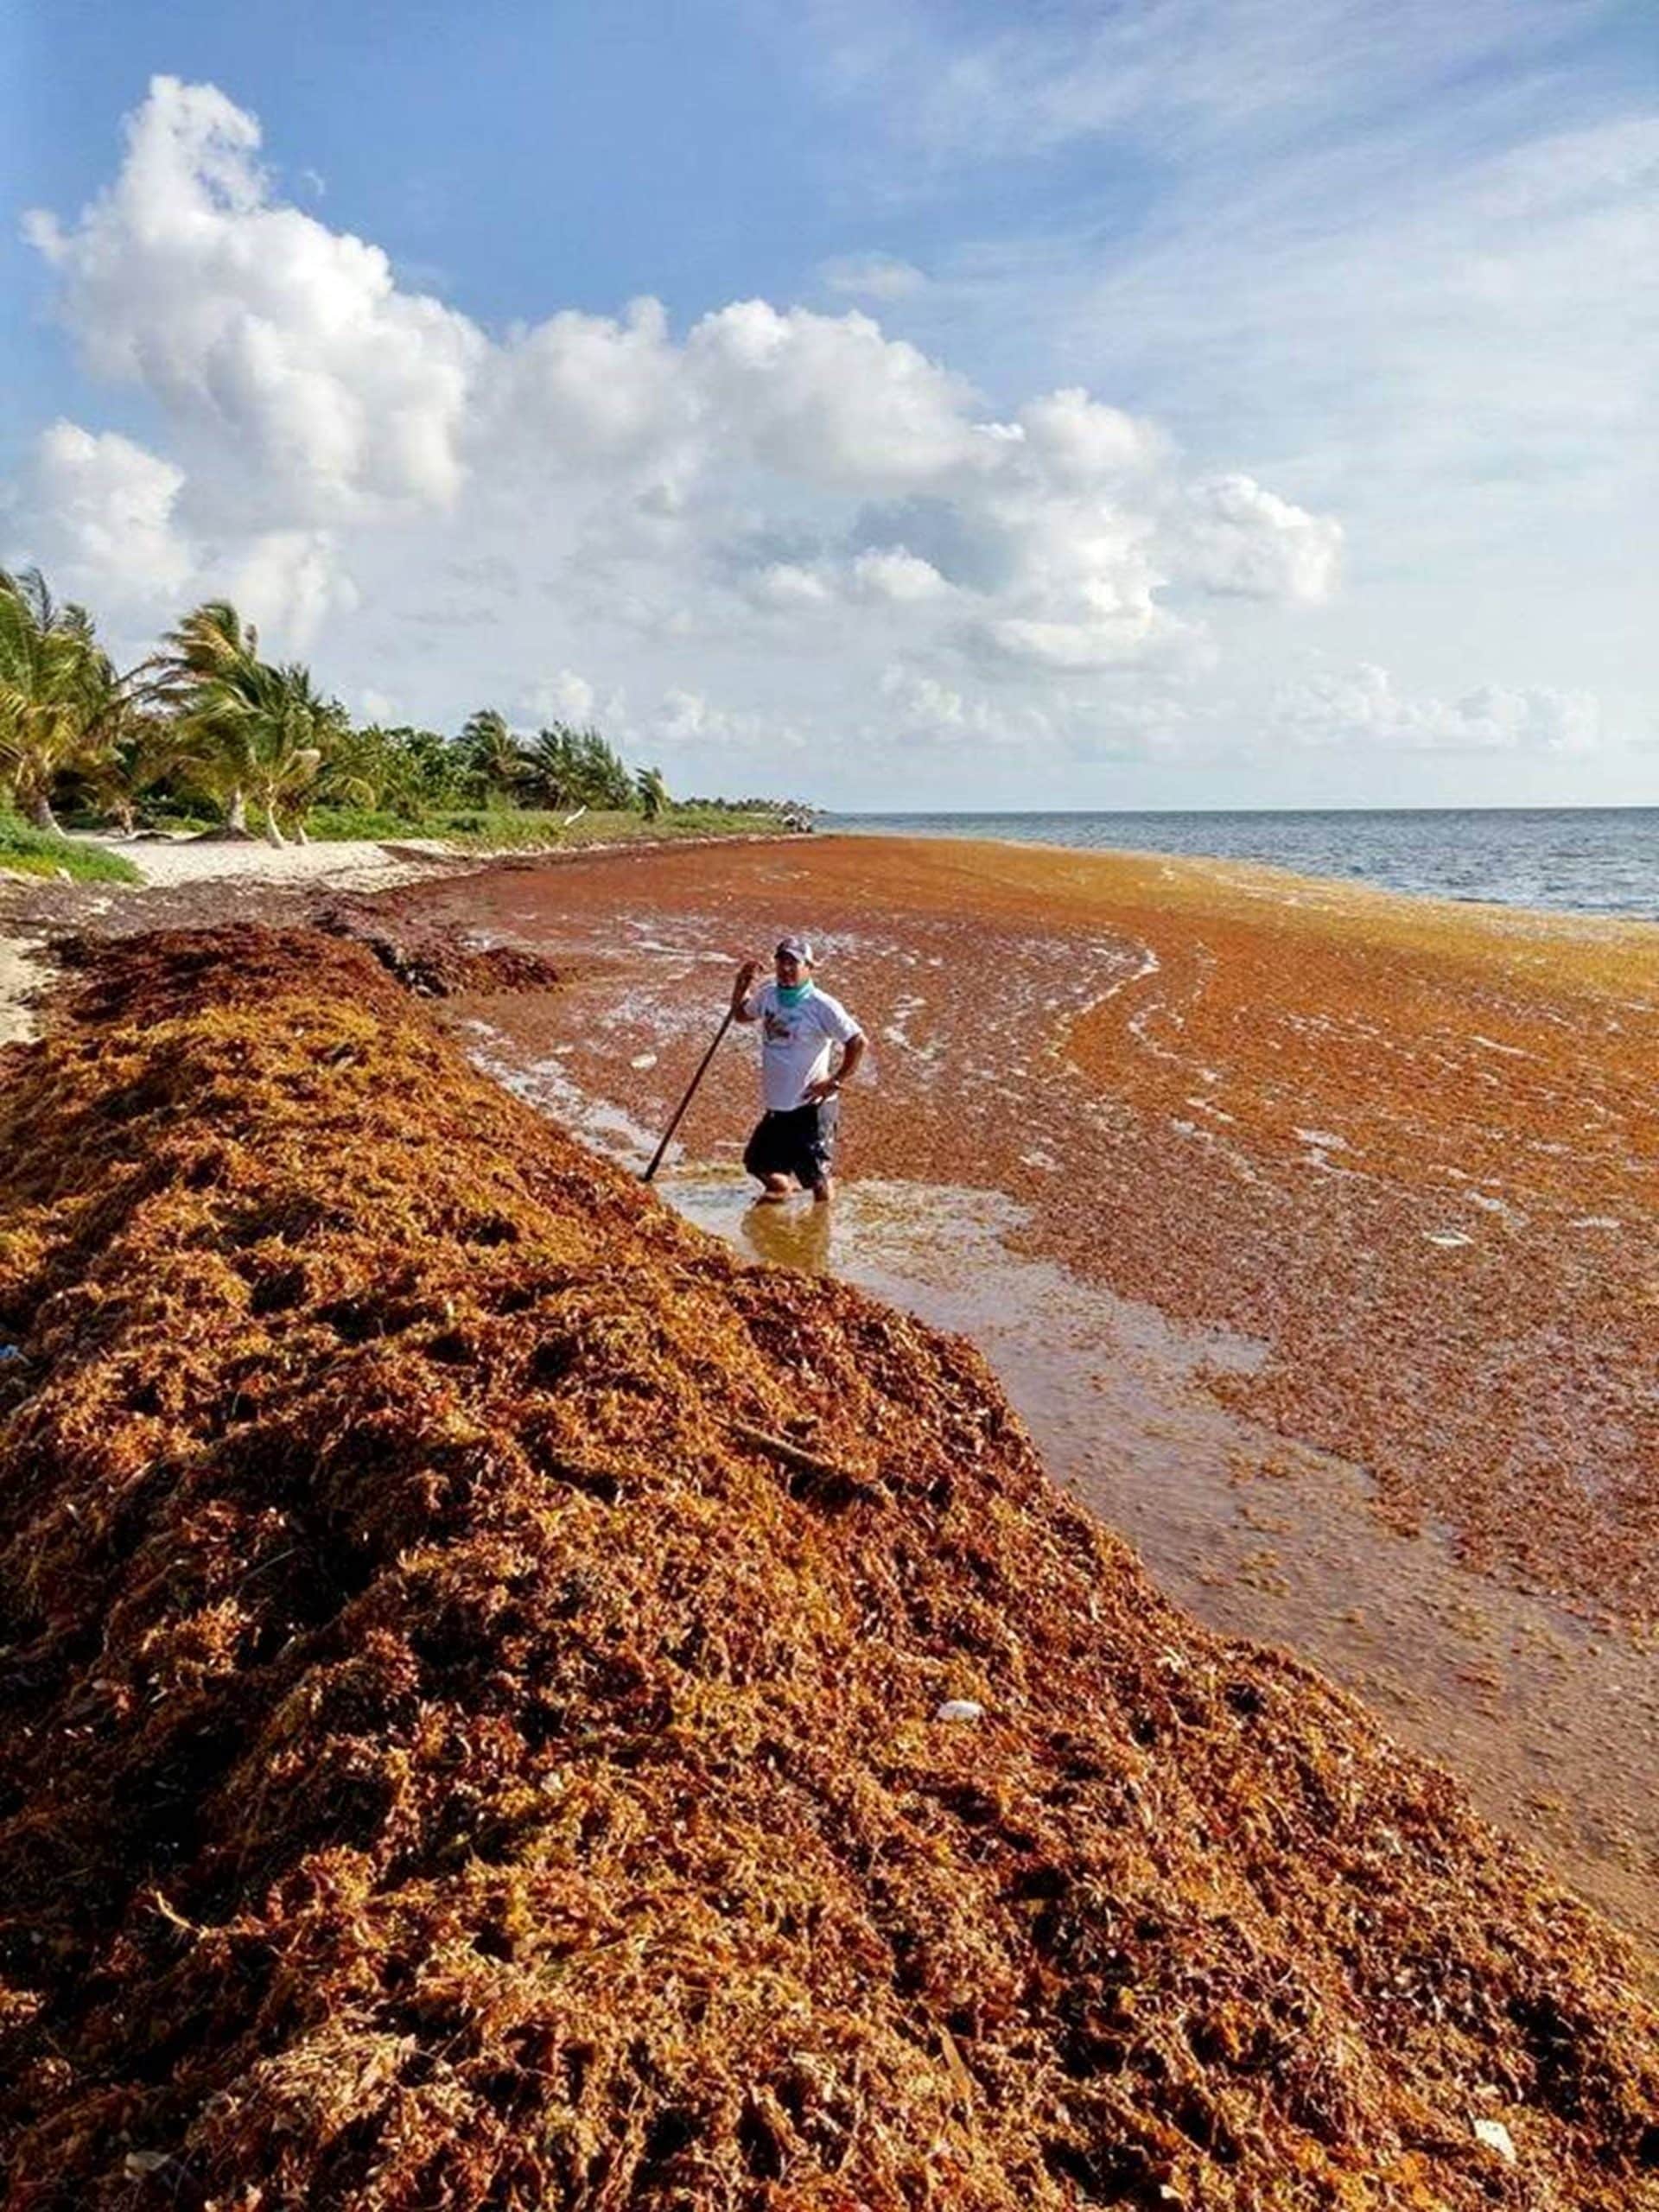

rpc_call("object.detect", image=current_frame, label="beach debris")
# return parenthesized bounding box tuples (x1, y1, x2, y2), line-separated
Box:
(1472, 2117, 1518, 2163)
(0, 1343, 22, 1363)
(726, 1418, 886, 1507)
(935, 1698, 986, 1723)
(0, 924, 1654, 2212)
(316, 823, 1659, 1642)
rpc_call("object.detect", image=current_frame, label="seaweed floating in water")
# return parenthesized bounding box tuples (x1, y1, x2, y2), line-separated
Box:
(0, 924, 1654, 2210)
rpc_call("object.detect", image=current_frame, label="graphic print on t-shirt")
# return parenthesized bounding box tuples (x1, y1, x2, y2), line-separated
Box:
(751, 982, 862, 1112)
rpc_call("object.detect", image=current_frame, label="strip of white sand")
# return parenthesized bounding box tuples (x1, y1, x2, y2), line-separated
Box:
(84, 834, 455, 892)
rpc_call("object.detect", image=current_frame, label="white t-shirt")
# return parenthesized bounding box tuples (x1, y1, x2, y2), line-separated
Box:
(744, 982, 863, 1112)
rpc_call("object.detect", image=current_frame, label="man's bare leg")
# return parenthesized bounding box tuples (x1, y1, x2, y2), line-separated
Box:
(757, 1173, 792, 1205)
(812, 1174, 835, 1207)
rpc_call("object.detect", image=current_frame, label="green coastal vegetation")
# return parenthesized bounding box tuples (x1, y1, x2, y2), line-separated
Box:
(0, 567, 806, 872)
(0, 815, 143, 884)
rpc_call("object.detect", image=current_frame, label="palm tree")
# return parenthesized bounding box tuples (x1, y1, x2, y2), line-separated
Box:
(314, 723, 397, 817)
(636, 765, 671, 820)
(0, 568, 112, 831)
(151, 601, 264, 834)
(315, 724, 469, 821)
(521, 723, 580, 809)
(153, 602, 336, 845)
(239, 661, 335, 847)
(460, 708, 525, 801)
(520, 721, 634, 810)
(79, 706, 200, 835)
(586, 728, 634, 809)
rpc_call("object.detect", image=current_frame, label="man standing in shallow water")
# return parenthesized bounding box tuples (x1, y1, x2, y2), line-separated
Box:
(732, 937, 865, 1205)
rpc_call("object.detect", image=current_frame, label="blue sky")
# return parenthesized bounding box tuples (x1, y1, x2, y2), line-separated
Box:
(4, 0, 1656, 807)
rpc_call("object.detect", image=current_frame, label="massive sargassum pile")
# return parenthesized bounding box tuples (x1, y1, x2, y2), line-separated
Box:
(0, 931, 1654, 2212)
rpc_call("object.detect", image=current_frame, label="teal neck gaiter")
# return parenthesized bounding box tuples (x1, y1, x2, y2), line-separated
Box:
(776, 982, 812, 1008)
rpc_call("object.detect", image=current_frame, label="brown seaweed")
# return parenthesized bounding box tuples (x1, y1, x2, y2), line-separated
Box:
(0, 925, 1654, 2210)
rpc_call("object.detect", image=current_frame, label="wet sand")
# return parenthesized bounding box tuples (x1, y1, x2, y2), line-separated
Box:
(382, 833, 1659, 1953)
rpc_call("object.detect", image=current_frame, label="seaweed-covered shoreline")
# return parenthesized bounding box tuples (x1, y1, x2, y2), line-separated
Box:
(379, 832, 1659, 1949)
(385, 832, 1659, 1631)
(0, 925, 1654, 2209)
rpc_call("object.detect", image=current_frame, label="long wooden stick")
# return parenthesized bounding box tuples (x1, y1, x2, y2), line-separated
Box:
(727, 1421, 846, 1484)
(641, 1003, 736, 1182)
(728, 1421, 887, 1506)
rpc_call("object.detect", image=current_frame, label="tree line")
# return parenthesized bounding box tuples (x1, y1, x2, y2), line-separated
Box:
(0, 569, 678, 844)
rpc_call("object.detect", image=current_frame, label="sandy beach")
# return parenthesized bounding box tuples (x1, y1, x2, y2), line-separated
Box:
(4, 829, 1656, 1952)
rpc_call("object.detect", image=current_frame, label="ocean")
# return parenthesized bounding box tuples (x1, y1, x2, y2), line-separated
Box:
(822, 807, 1659, 922)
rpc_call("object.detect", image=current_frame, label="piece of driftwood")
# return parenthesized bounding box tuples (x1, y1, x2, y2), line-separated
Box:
(726, 1420, 887, 1506)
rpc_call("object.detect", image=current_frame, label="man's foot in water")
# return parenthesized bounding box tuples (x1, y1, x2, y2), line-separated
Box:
(757, 1174, 792, 1205)
(811, 1175, 835, 1207)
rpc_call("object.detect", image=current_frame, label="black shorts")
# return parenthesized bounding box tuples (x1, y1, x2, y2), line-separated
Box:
(743, 1097, 839, 1191)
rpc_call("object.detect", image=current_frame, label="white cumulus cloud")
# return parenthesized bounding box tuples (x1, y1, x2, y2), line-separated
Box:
(16, 421, 193, 607)
(1176, 475, 1343, 604)
(223, 529, 358, 645)
(849, 548, 950, 602)
(519, 669, 600, 725)
(686, 300, 985, 493)
(1017, 389, 1168, 484)
(485, 298, 690, 475)
(745, 562, 836, 610)
(742, 547, 950, 611)
(7, 420, 354, 651)
(27, 75, 481, 520)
